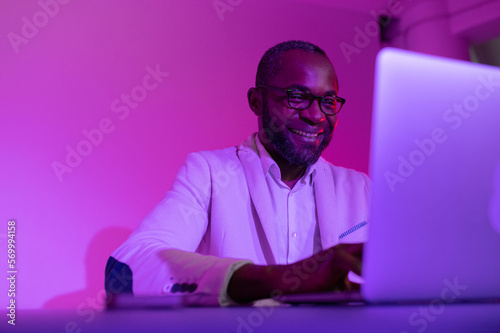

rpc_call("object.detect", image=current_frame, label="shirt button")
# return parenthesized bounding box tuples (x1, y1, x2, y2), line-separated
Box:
(291, 232, 297, 238)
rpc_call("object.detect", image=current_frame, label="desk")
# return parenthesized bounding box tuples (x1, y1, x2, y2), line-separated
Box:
(6, 303, 500, 333)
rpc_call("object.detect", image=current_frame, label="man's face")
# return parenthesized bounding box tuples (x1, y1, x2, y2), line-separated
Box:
(259, 50, 339, 167)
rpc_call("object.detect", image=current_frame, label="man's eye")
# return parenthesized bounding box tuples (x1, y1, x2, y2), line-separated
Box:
(288, 91, 308, 101)
(321, 97, 338, 107)
(322, 98, 335, 105)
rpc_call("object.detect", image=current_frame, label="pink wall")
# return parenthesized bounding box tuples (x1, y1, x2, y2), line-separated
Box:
(1, 0, 380, 309)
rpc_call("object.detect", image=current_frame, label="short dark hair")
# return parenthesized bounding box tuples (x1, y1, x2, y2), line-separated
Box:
(255, 40, 329, 86)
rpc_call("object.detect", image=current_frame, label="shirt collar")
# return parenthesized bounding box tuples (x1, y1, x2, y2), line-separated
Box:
(254, 134, 317, 186)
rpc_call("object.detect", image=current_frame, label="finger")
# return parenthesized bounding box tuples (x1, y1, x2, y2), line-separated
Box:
(343, 275, 362, 291)
(331, 273, 350, 291)
(334, 249, 362, 276)
(341, 243, 363, 256)
(344, 275, 352, 291)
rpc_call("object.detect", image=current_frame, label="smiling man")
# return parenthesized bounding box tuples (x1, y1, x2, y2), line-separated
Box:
(252, 48, 340, 187)
(106, 41, 371, 305)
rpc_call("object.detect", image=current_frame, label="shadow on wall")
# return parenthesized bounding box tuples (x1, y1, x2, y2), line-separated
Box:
(43, 226, 132, 309)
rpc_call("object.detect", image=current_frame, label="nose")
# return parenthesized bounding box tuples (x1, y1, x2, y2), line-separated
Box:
(299, 99, 326, 125)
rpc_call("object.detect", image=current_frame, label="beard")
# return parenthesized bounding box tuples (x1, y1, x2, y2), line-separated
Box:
(261, 101, 332, 167)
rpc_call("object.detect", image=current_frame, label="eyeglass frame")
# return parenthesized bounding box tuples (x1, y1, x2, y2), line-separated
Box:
(256, 84, 346, 116)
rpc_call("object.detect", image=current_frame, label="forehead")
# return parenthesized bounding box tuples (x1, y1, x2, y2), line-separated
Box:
(270, 50, 338, 93)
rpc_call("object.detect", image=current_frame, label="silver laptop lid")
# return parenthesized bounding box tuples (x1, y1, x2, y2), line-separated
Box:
(363, 48, 500, 303)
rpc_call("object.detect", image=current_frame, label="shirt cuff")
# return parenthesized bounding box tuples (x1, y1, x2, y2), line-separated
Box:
(218, 260, 253, 306)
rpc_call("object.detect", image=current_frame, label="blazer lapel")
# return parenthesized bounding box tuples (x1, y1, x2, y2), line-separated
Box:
(314, 159, 341, 249)
(236, 136, 279, 264)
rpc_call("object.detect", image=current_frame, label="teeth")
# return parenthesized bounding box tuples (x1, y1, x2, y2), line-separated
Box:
(290, 129, 319, 137)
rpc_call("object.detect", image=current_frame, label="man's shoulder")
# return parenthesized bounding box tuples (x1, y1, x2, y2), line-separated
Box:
(182, 146, 242, 172)
(190, 146, 239, 161)
(185, 134, 257, 166)
(316, 157, 370, 185)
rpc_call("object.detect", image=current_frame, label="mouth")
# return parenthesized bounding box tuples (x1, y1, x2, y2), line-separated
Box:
(289, 128, 322, 138)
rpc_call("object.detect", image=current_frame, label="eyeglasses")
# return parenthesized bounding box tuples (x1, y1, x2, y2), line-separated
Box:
(257, 84, 346, 115)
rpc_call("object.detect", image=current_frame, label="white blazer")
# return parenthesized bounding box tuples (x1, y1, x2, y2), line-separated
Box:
(111, 134, 371, 305)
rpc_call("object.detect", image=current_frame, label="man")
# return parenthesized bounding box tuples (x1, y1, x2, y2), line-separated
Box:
(106, 40, 370, 306)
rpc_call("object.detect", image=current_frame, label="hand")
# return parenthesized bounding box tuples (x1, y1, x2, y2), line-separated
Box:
(227, 243, 363, 303)
(284, 243, 363, 293)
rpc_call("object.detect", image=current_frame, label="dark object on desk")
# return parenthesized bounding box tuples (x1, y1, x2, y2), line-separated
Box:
(107, 293, 218, 309)
(105, 256, 133, 298)
(275, 290, 364, 305)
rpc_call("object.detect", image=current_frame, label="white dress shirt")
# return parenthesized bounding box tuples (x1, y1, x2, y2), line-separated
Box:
(255, 137, 323, 264)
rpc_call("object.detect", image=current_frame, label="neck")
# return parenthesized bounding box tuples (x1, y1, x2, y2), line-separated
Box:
(266, 148, 306, 184)
(282, 170, 304, 189)
(279, 161, 306, 182)
(257, 133, 307, 187)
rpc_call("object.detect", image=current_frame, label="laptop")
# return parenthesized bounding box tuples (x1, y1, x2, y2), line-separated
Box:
(278, 47, 500, 305)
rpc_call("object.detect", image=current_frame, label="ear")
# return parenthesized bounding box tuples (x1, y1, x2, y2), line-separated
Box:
(247, 87, 262, 116)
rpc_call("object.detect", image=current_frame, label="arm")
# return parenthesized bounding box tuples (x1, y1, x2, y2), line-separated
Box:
(109, 152, 251, 305)
(227, 243, 363, 303)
